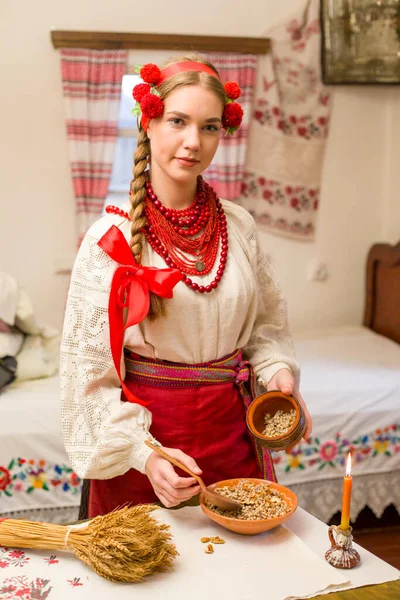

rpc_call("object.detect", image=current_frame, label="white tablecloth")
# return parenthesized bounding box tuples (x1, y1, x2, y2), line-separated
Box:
(0, 507, 398, 600)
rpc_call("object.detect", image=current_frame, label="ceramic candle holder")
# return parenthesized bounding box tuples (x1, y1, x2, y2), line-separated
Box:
(325, 525, 361, 569)
(246, 391, 306, 452)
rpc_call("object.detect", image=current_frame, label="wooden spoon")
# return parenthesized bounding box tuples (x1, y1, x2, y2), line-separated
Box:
(145, 440, 242, 512)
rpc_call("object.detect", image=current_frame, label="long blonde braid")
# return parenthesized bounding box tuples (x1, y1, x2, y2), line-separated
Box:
(129, 127, 164, 320)
(129, 55, 225, 321)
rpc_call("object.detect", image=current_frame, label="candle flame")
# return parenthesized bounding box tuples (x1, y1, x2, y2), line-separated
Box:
(345, 453, 352, 477)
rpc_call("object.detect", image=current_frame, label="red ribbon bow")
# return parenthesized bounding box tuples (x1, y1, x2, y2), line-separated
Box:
(98, 225, 183, 406)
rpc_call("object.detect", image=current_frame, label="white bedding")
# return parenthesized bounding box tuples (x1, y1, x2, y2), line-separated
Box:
(0, 375, 81, 522)
(274, 326, 400, 522)
(1, 326, 399, 525)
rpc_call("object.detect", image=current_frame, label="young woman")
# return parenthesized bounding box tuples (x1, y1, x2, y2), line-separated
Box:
(60, 55, 312, 518)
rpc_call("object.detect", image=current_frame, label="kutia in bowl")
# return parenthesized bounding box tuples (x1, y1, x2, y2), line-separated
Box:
(200, 478, 298, 535)
(246, 390, 307, 452)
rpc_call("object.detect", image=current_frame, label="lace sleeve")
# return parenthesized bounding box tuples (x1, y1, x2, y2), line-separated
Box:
(60, 232, 156, 480)
(242, 226, 300, 388)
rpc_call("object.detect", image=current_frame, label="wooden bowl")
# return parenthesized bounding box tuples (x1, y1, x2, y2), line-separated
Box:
(200, 478, 298, 535)
(246, 391, 306, 451)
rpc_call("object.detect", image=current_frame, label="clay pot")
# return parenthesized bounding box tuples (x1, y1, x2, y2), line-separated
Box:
(246, 391, 306, 452)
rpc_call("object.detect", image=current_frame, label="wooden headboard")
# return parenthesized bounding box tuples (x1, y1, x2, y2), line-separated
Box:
(364, 240, 400, 344)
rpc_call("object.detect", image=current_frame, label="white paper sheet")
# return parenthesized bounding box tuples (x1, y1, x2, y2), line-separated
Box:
(1, 506, 399, 600)
(0, 506, 351, 600)
(287, 508, 400, 595)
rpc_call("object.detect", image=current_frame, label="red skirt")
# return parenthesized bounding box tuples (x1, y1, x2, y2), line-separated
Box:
(87, 350, 276, 518)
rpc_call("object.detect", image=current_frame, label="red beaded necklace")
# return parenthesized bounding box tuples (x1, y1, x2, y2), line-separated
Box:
(106, 177, 228, 293)
(144, 177, 228, 293)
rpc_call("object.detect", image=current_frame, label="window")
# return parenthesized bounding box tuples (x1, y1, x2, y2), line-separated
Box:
(103, 50, 184, 214)
(103, 74, 140, 213)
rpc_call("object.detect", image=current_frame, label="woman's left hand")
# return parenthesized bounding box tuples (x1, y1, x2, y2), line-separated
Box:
(267, 368, 312, 440)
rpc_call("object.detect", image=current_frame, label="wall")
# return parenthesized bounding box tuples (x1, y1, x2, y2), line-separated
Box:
(383, 89, 400, 246)
(1, 0, 398, 331)
(261, 86, 391, 331)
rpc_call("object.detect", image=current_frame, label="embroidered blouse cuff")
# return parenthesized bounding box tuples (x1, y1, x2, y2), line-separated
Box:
(258, 362, 293, 389)
(129, 433, 160, 474)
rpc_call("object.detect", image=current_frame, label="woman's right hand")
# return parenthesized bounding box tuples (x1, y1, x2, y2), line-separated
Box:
(145, 446, 202, 508)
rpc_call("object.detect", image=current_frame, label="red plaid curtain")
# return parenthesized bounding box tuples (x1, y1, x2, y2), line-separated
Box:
(60, 49, 127, 243)
(203, 53, 257, 201)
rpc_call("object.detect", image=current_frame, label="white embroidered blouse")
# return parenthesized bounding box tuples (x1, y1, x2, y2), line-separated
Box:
(60, 200, 299, 480)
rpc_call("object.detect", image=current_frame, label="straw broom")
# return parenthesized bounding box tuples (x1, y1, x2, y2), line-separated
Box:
(0, 504, 178, 583)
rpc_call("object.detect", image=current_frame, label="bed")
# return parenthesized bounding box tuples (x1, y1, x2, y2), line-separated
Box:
(0, 375, 81, 524)
(275, 240, 400, 523)
(1, 241, 398, 526)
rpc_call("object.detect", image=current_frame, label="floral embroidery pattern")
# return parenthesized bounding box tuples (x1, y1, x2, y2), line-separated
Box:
(253, 98, 329, 139)
(67, 577, 83, 587)
(274, 424, 400, 472)
(0, 547, 30, 568)
(0, 469, 11, 492)
(0, 459, 82, 498)
(241, 171, 318, 237)
(241, 0, 331, 241)
(43, 556, 59, 566)
(250, 211, 315, 238)
(273, 57, 319, 104)
(287, 17, 320, 52)
(0, 576, 52, 599)
(241, 173, 320, 212)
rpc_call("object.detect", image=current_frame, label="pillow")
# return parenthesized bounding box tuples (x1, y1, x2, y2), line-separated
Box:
(16, 334, 60, 382)
(0, 331, 24, 358)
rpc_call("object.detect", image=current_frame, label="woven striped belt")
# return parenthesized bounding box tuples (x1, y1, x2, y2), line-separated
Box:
(124, 348, 253, 394)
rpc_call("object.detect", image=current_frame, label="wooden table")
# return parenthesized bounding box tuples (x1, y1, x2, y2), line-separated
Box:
(314, 580, 400, 599)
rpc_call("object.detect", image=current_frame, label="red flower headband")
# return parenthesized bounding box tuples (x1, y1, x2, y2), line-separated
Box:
(132, 61, 243, 135)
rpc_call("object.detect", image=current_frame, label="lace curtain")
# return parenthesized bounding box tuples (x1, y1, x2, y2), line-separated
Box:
(287, 471, 400, 523)
(59, 49, 127, 243)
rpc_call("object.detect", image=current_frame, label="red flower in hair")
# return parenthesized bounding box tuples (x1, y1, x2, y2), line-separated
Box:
(140, 64, 162, 84)
(140, 93, 165, 119)
(224, 81, 242, 100)
(222, 102, 243, 130)
(132, 83, 151, 102)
